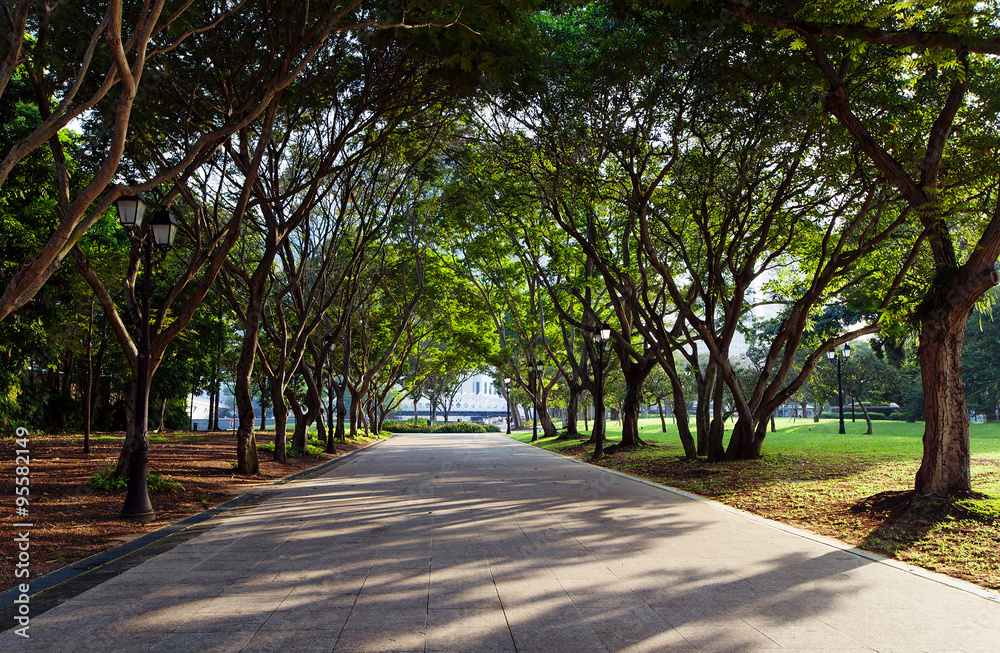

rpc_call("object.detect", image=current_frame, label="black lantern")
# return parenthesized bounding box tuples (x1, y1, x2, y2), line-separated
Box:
(149, 208, 178, 248)
(115, 194, 148, 229)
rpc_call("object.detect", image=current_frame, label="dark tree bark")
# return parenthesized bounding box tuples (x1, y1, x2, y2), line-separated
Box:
(268, 375, 287, 464)
(857, 397, 873, 436)
(914, 269, 999, 494)
(84, 298, 95, 454)
(559, 381, 581, 440)
(618, 379, 648, 448)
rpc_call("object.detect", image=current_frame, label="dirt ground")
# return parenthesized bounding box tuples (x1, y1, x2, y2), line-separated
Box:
(0, 430, 375, 593)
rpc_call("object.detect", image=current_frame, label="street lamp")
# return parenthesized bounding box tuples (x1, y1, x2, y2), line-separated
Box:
(592, 324, 611, 459)
(504, 377, 512, 435)
(531, 361, 544, 442)
(826, 343, 851, 435)
(115, 197, 176, 521)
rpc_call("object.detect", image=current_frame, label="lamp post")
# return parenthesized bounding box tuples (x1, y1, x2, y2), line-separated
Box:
(592, 324, 611, 459)
(531, 361, 543, 442)
(826, 343, 851, 435)
(115, 197, 178, 521)
(504, 377, 512, 434)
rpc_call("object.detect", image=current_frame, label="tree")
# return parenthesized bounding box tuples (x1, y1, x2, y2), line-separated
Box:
(728, 0, 1000, 496)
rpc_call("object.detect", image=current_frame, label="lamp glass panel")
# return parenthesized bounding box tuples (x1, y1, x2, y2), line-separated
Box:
(150, 209, 177, 247)
(116, 195, 147, 228)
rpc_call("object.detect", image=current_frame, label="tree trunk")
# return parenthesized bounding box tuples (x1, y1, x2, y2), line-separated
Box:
(658, 398, 666, 432)
(858, 397, 873, 435)
(260, 406, 266, 432)
(813, 400, 821, 422)
(286, 389, 308, 455)
(770, 413, 776, 432)
(155, 397, 167, 432)
(618, 380, 646, 448)
(207, 386, 215, 432)
(591, 386, 607, 459)
(559, 384, 580, 440)
(212, 294, 224, 430)
(315, 402, 326, 444)
(114, 379, 138, 480)
(270, 379, 287, 464)
(725, 416, 761, 460)
(84, 298, 94, 454)
(707, 378, 726, 462)
(335, 381, 347, 443)
(349, 387, 360, 438)
(672, 395, 697, 459)
(326, 376, 338, 453)
(538, 403, 558, 439)
(696, 365, 715, 456)
(914, 295, 982, 496)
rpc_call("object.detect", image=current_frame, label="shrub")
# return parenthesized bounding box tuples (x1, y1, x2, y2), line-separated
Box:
(257, 441, 325, 457)
(380, 420, 500, 434)
(87, 468, 127, 491)
(436, 422, 500, 433)
(87, 468, 184, 493)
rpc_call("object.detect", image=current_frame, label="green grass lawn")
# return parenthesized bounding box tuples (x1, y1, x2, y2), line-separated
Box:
(510, 417, 1000, 590)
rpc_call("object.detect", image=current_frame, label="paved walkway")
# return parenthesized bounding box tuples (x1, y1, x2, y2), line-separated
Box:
(4, 433, 1000, 652)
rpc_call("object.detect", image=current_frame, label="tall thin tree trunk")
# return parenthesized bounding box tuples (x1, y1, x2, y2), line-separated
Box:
(696, 365, 715, 456)
(84, 297, 94, 454)
(270, 379, 288, 463)
(858, 397, 873, 436)
(707, 377, 726, 462)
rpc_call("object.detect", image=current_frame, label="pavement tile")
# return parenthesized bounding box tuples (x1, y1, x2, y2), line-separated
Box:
(426, 607, 508, 629)
(149, 629, 255, 652)
(424, 626, 516, 652)
(241, 629, 341, 653)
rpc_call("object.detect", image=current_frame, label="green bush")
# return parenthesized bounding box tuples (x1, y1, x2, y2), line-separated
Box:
(436, 422, 500, 433)
(257, 441, 325, 457)
(381, 420, 499, 434)
(87, 468, 184, 493)
(87, 468, 127, 491)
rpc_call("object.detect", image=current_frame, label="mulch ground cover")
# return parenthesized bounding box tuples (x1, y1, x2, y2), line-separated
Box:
(0, 430, 376, 593)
